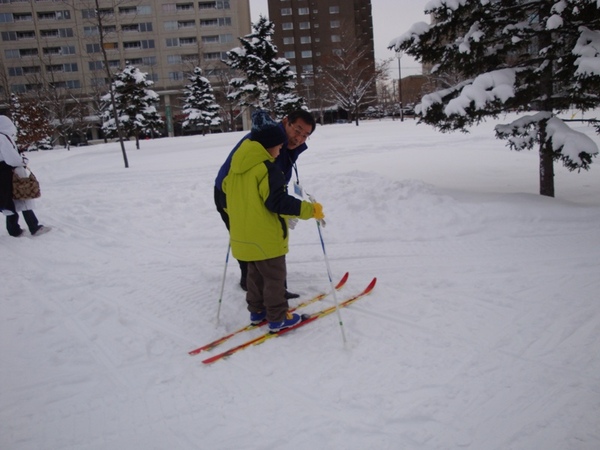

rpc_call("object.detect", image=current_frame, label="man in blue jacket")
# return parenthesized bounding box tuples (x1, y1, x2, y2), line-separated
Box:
(214, 109, 316, 296)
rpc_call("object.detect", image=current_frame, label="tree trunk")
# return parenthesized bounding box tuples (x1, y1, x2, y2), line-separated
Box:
(538, 123, 555, 197)
(95, 0, 128, 168)
(536, 7, 555, 198)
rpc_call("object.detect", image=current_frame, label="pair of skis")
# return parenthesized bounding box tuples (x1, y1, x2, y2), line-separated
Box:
(189, 273, 377, 365)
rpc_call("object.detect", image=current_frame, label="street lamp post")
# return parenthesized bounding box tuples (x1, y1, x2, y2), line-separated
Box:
(396, 50, 404, 122)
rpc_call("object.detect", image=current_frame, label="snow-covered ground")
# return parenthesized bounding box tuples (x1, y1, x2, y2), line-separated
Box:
(2, 115, 599, 450)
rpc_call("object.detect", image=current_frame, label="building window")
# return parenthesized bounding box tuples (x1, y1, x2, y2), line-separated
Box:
(50, 80, 81, 90)
(329, 6, 339, 14)
(284, 51, 295, 59)
(299, 22, 310, 30)
(1, 31, 15, 41)
(18, 48, 39, 57)
(46, 63, 78, 73)
(82, 8, 114, 19)
(87, 42, 116, 52)
(298, 8, 309, 15)
(178, 20, 196, 29)
(282, 23, 293, 30)
(176, 3, 194, 11)
(123, 41, 142, 50)
(83, 26, 99, 36)
(43, 46, 62, 55)
(199, 2, 231, 9)
(120, 5, 151, 15)
(200, 18, 231, 26)
(0, 13, 14, 23)
(300, 36, 311, 44)
(301, 50, 312, 58)
(4, 50, 21, 59)
(203, 52, 222, 60)
(13, 13, 33, 21)
(283, 37, 294, 45)
(8, 67, 23, 77)
(164, 21, 178, 31)
(169, 71, 185, 81)
(17, 30, 36, 39)
(89, 61, 104, 71)
(179, 37, 197, 45)
(61, 45, 76, 55)
(281, 8, 292, 16)
(330, 20, 340, 28)
(331, 35, 341, 42)
(122, 22, 153, 32)
(202, 35, 219, 44)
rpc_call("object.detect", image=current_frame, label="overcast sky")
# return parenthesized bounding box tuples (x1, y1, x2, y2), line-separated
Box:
(248, 0, 431, 78)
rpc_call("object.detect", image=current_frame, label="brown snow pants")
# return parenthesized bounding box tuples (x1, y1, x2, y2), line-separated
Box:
(246, 255, 289, 323)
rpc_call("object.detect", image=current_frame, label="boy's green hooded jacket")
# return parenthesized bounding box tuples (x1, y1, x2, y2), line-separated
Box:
(223, 139, 314, 262)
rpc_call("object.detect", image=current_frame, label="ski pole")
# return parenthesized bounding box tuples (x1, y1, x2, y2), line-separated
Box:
(216, 243, 230, 325)
(309, 195, 347, 344)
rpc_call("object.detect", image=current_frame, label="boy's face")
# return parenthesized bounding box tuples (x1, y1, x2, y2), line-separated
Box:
(283, 118, 312, 149)
(267, 143, 283, 158)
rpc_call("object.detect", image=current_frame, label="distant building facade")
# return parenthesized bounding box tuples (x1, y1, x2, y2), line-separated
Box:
(267, 0, 376, 116)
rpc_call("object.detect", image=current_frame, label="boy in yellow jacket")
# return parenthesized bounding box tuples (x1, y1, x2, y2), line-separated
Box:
(223, 110, 324, 331)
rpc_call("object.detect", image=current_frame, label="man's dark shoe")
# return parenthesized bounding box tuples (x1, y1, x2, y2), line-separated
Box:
(284, 290, 300, 299)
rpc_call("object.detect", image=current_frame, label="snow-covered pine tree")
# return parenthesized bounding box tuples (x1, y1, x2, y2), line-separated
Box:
(224, 15, 304, 118)
(101, 65, 164, 149)
(10, 94, 53, 151)
(390, 0, 600, 197)
(182, 67, 222, 135)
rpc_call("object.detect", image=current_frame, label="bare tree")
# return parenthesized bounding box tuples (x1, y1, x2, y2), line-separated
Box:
(209, 64, 246, 132)
(374, 58, 395, 119)
(321, 31, 378, 125)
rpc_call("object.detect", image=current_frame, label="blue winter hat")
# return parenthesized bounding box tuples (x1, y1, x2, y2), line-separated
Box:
(250, 110, 286, 149)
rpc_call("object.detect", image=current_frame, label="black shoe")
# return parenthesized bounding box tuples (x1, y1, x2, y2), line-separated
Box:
(9, 229, 24, 237)
(284, 290, 300, 299)
(240, 277, 247, 291)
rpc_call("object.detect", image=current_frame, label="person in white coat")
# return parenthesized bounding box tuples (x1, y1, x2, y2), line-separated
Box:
(0, 115, 49, 237)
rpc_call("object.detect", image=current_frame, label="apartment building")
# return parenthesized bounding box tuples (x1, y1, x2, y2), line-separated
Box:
(267, 0, 375, 114)
(0, 0, 251, 138)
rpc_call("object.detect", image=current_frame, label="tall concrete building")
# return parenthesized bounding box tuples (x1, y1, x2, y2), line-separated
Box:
(0, 0, 251, 138)
(267, 0, 375, 115)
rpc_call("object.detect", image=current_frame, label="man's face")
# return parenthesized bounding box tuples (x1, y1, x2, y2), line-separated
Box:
(284, 118, 312, 149)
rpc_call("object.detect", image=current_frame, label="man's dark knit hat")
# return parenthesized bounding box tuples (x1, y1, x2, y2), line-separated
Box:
(250, 110, 286, 149)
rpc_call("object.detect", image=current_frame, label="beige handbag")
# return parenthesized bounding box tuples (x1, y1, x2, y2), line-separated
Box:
(12, 168, 41, 200)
